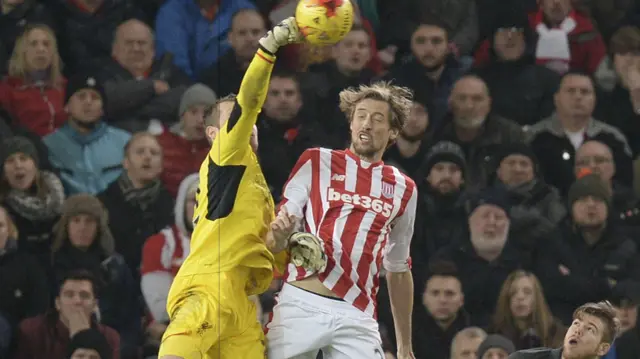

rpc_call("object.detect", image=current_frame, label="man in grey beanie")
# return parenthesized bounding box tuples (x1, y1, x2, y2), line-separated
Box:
(477, 334, 515, 359)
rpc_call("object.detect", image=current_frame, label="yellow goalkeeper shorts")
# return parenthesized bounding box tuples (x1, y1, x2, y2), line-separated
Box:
(159, 267, 265, 358)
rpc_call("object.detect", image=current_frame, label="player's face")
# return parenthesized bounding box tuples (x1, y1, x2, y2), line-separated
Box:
(497, 154, 534, 187)
(509, 275, 535, 319)
(68, 214, 98, 249)
(563, 314, 611, 358)
(427, 162, 463, 194)
(423, 275, 464, 322)
(205, 101, 259, 153)
(349, 98, 398, 162)
(124, 135, 163, 185)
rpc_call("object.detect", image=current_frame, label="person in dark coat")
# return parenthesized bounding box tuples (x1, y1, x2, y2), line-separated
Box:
(98, 132, 174, 279)
(67, 328, 113, 359)
(509, 302, 619, 359)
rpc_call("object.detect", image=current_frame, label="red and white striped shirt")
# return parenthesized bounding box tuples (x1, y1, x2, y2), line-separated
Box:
(279, 148, 418, 318)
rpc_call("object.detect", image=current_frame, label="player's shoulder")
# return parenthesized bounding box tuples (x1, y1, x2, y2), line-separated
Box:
(382, 163, 417, 192)
(508, 347, 562, 359)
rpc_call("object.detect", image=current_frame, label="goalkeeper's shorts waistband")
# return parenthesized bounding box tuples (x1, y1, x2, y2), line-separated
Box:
(290, 284, 345, 302)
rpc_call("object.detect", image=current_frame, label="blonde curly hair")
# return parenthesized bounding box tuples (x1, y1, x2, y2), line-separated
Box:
(338, 81, 414, 131)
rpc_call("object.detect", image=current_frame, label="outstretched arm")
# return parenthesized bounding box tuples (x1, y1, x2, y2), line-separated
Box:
(212, 17, 303, 165)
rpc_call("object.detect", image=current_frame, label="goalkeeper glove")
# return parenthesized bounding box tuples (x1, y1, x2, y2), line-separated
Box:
(259, 16, 303, 54)
(288, 232, 327, 273)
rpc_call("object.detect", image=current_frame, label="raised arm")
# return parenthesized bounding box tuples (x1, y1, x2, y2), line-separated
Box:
(211, 17, 302, 165)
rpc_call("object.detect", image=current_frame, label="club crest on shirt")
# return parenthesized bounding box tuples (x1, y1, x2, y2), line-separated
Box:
(381, 182, 394, 199)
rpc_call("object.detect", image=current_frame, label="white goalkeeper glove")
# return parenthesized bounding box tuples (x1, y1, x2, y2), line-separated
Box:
(288, 232, 327, 273)
(259, 16, 304, 54)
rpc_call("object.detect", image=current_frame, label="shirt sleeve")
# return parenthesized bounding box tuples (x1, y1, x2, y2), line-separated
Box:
(278, 148, 316, 219)
(383, 184, 418, 273)
(210, 47, 276, 166)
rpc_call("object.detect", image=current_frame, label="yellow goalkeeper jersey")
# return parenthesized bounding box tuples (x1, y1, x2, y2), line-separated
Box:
(177, 47, 286, 296)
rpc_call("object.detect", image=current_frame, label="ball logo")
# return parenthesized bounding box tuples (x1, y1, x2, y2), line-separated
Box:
(327, 188, 392, 217)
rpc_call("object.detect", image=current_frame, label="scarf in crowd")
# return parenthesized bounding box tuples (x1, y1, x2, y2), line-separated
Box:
(533, 11, 578, 74)
(5, 171, 65, 221)
(118, 172, 162, 210)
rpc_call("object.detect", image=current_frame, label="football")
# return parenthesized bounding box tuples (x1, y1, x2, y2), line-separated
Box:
(295, 0, 354, 46)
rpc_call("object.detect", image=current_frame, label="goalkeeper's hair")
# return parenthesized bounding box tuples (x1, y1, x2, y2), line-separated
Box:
(339, 81, 414, 131)
(204, 94, 237, 128)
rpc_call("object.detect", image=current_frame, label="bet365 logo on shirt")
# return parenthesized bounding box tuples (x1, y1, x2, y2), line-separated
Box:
(327, 188, 393, 217)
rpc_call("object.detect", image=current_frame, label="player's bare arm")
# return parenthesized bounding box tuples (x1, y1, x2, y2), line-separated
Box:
(386, 270, 415, 359)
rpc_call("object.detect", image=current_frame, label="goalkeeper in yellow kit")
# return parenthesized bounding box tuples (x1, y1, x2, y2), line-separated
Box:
(158, 18, 325, 359)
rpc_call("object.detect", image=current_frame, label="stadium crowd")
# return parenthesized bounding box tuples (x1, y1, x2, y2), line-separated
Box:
(1, 0, 640, 358)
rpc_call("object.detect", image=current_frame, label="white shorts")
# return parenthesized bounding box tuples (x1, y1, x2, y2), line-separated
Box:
(266, 283, 384, 359)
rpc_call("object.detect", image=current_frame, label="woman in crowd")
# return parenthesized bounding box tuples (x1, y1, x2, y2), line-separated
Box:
(0, 136, 64, 271)
(51, 194, 140, 359)
(0, 24, 66, 137)
(0, 204, 49, 357)
(488, 270, 566, 349)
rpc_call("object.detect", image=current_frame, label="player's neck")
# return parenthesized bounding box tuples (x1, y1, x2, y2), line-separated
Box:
(349, 145, 383, 164)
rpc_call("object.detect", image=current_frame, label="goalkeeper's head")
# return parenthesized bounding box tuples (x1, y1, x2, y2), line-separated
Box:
(203, 94, 259, 152)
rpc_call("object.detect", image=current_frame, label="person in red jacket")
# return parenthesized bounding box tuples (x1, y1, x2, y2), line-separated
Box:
(0, 24, 66, 137)
(14, 270, 120, 359)
(155, 84, 213, 197)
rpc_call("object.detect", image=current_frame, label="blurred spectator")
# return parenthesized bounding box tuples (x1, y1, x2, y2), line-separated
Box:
(494, 143, 566, 231)
(377, 0, 479, 58)
(154, 0, 255, 79)
(431, 75, 524, 189)
(56, 0, 143, 75)
(140, 174, 197, 347)
(0, 0, 56, 59)
(411, 141, 468, 270)
(526, 71, 633, 195)
(102, 19, 191, 133)
(0, 24, 66, 136)
(488, 271, 566, 349)
(257, 70, 325, 201)
(200, 8, 266, 97)
(384, 101, 431, 179)
(0, 136, 63, 269)
(449, 326, 487, 359)
(0, 205, 49, 343)
(595, 26, 640, 157)
(44, 74, 131, 195)
(99, 132, 173, 276)
(536, 173, 640, 324)
(0, 310, 10, 358)
(475, 0, 538, 42)
(156, 84, 212, 198)
(531, 0, 606, 75)
(573, 140, 640, 238)
(476, 334, 515, 359)
(432, 188, 533, 326)
(411, 261, 469, 359)
(610, 284, 640, 359)
(587, 0, 640, 43)
(67, 328, 112, 359)
(14, 270, 120, 359)
(472, 9, 560, 126)
(51, 194, 139, 359)
(384, 20, 466, 126)
(306, 25, 376, 149)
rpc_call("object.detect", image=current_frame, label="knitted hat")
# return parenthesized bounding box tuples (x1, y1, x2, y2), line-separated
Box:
(65, 73, 107, 105)
(52, 194, 114, 255)
(179, 84, 217, 116)
(467, 187, 511, 217)
(610, 282, 640, 307)
(568, 171, 612, 207)
(495, 143, 537, 167)
(477, 334, 516, 358)
(422, 141, 466, 175)
(0, 136, 39, 167)
(67, 329, 111, 359)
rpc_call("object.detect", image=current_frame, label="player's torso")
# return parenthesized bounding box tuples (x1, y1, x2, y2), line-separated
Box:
(183, 148, 276, 278)
(288, 149, 412, 309)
